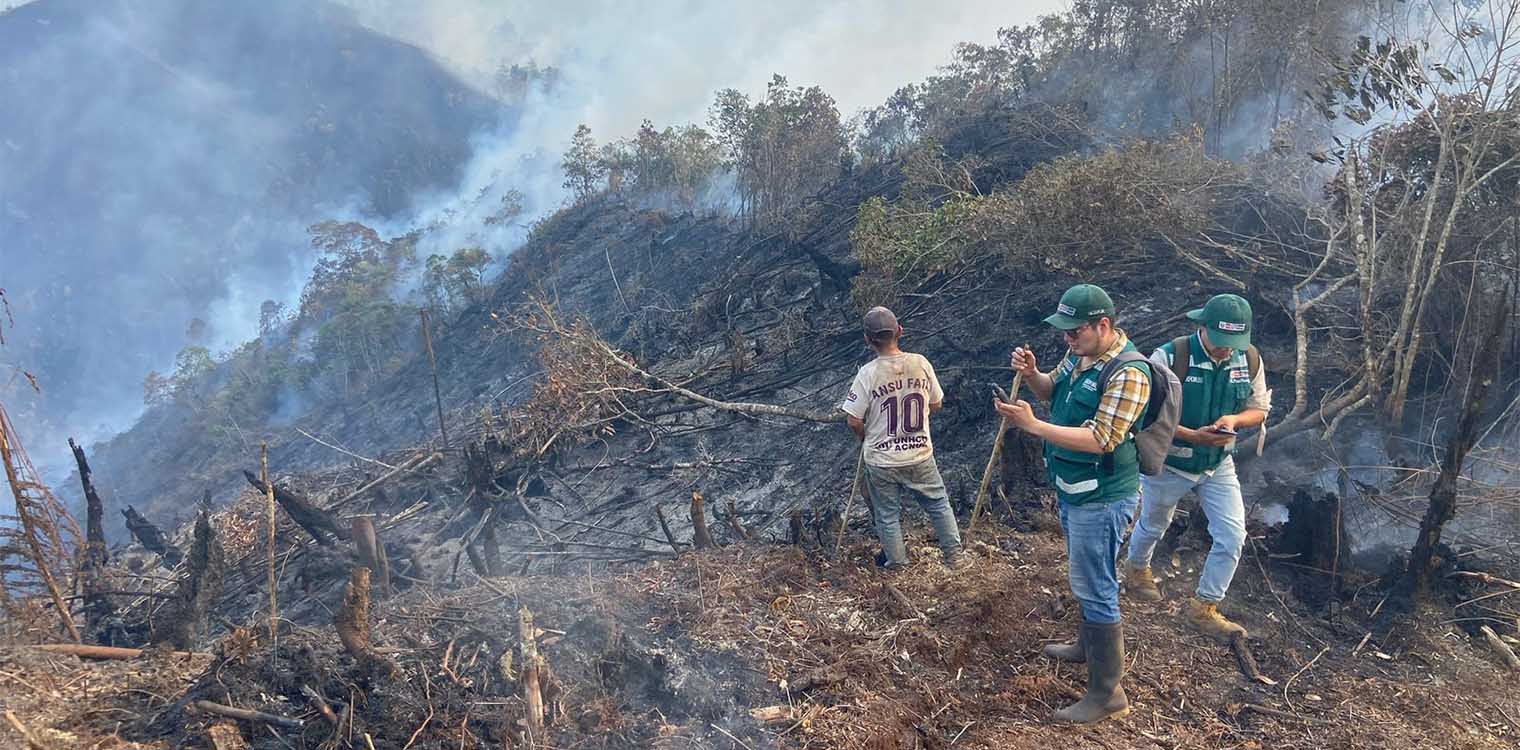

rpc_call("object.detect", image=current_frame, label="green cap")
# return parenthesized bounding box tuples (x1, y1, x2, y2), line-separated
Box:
(1043, 284, 1116, 330)
(1187, 294, 1253, 350)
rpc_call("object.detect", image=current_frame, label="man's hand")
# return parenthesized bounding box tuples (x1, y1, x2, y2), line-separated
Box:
(993, 398, 1037, 430)
(1011, 347, 1040, 378)
(1178, 425, 1233, 448)
(1212, 414, 1241, 432)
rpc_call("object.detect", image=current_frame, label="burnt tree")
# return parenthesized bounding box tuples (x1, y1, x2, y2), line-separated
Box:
(242, 471, 349, 545)
(69, 438, 112, 633)
(152, 509, 225, 649)
(121, 506, 183, 567)
(1403, 296, 1511, 597)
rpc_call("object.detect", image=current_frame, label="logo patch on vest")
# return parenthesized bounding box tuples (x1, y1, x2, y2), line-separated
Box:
(1229, 369, 1251, 384)
(1218, 321, 1247, 332)
(1082, 378, 1099, 391)
(1185, 375, 1204, 384)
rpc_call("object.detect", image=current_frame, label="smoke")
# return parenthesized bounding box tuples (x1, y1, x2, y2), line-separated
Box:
(3, 0, 1064, 480)
(347, 0, 1066, 277)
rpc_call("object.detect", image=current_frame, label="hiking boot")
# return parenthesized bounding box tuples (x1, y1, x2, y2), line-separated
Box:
(1186, 597, 1247, 641)
(944, 549, 973, 571)
(1051, 620, 1130, 724)
(1124, 562, 1162, 602)
(1041, 627, 1085, 663)
(874, 550, 908, 573)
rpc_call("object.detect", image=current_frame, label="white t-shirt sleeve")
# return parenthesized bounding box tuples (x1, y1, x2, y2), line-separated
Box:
(1246, 360, 1272, 413)
(922, 356, 944, 404)
(842, 367, 870, 420)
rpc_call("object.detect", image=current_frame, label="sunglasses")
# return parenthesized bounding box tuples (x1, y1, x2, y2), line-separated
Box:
(1063, 322, 1095, 339)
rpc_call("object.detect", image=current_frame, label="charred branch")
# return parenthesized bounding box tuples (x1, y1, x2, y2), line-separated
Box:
(121, 505, 183, 567)
(242, 470, 349, 545)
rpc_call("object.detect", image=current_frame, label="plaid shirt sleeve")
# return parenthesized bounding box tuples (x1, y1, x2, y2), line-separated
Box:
(1082, 364, 1151, 452)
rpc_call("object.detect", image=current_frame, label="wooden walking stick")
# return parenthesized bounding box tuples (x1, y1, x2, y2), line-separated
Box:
(834, 447, 865, 555)
(969, 372, 1021, 532)
(969, 345, 1062, 531)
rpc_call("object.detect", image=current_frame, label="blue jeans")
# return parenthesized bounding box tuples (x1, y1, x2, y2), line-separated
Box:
(1060, 494, 1139, 624)
(862, 457, 963, 566)
(1126, 456, 1246, 602)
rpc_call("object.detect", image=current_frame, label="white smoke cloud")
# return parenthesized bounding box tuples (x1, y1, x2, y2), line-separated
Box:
(342, 0, 1065, 272)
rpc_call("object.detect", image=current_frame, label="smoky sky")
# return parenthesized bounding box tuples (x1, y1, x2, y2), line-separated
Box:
(1, 0, 1061, 478)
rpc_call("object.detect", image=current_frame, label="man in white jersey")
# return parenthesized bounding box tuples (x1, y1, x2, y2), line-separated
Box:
(841, 306, 968, 571)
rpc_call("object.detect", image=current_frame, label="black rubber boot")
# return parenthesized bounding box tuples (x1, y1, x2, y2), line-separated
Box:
(1041, 626, 1086, 663)
(1051, 620, 1130, 723)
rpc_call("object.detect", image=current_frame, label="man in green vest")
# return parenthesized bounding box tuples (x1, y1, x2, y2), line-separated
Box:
(1123, 294, 1270, 641)
(996, 283, 1150, 724)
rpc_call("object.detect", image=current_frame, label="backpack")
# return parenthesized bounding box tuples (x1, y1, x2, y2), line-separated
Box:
(1096, 350, 1181, 476)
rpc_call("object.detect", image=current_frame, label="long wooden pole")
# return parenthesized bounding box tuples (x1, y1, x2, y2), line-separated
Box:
(834, 448, 865, 555)
(261, 443, 278, 654)
(968, 371, 1022, 532)
(970, 345, 1059, 532)
(419, 309, 450, 449)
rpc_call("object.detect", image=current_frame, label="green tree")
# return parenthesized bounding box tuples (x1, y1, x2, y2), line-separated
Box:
(710, 76, 846, 228)
(561, 124, 607, 198)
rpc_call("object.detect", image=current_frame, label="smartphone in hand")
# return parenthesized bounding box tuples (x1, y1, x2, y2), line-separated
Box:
(1210, 424, 1238, 436)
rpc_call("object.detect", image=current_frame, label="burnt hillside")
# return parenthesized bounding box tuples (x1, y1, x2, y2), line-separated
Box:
(75, 104, 1300, 547)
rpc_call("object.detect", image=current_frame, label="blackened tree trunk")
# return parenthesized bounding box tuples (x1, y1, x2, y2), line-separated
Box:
(242, 471, 349, 545)
(1403, 296, 1511, 597)
(121, 505, 183, 567)
(69, 438, 112, 633)
(152, 509, 225, 649)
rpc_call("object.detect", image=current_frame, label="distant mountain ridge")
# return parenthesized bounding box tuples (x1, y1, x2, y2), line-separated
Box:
(0, 0, 503, 451)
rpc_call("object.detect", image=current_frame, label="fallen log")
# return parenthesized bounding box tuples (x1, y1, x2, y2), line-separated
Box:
(31, 643, 207, 659)
(243, 470, 349, 545)
(192, 700, 303, 729)
(1480, 625, 1520, 670)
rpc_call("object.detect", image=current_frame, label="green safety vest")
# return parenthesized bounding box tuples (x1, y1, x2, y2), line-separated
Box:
(1161, 333, 1253, 473)
(1044, 342, 1148, 506)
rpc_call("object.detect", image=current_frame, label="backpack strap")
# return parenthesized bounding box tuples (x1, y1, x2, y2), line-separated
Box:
(1172, 335, 1191, 376)
(1245, 344, 1261, 380)
(1096, 351, 1154, 474)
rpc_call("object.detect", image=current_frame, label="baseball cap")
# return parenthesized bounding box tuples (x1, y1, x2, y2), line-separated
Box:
(1187, 294, 1252, 350)
(1043, 284, 1116, 330)
(863, 306, 899, 335)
